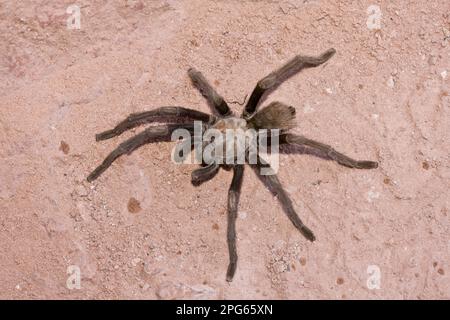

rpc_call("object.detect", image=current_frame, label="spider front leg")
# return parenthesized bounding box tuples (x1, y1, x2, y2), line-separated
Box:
(254, 156, 315, 242)
(188, 68, 231, 116)
(243, 48, 336, 118)
(191, 162, 220, 185)
(226, 165, 244, 282)
(95, 106, 212, 141)
(87, 123, 195, 182)
(280, 133, 378, 169)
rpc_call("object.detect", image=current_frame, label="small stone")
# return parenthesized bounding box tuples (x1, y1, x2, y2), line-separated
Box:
(127, 197, 142, 213)
(303, 103, 314, 114)
(336, 277, 344, 285)
(440, 70, 447, 80)
(131, 258, 141, 267)
(59, 141, 70, 154)
(387, 76, 395, 88)
(367, 188, 380, 202)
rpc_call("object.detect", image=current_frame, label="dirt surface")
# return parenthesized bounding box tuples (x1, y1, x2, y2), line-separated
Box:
(1, 0, 449, 299)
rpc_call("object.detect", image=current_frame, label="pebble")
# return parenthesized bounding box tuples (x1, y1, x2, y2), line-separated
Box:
(303, 103, 314, 114)
(131, 258, 141, 267)
(387, 76, 395, 88)
(366, 188, 380, 202)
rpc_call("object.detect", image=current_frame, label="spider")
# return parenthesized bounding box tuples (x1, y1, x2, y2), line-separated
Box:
(87, 48, 378, 281)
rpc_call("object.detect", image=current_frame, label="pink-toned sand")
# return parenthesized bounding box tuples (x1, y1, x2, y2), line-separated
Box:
(0, 0, 449, 299)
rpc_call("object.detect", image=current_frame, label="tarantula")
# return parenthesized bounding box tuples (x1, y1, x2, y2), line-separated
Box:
(87, 48, 378, 281)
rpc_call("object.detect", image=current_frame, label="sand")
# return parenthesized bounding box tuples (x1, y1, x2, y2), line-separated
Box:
(0, 0, 449, 299)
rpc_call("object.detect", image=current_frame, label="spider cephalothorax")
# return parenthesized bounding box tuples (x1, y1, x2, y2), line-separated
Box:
(87, 48, 378, 281)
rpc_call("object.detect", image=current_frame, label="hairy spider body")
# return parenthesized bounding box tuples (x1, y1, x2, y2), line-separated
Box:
(88, 48, 378, 281)
(207, 117, 249, 165)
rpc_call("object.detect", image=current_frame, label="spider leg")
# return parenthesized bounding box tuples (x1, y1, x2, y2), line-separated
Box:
(243, 48, 336, 118)
(280, 133, 378, 169)
(253, 156, 315, 242)
(226, 165, 244, 282)
(87, 123, 194, 182)
(191, 162, 220, 185)
(95, 106, 212, 141)
(188, 68, 231, 116)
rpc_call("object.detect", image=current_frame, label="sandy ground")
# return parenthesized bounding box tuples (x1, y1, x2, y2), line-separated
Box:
(0, 0, 449, 299)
